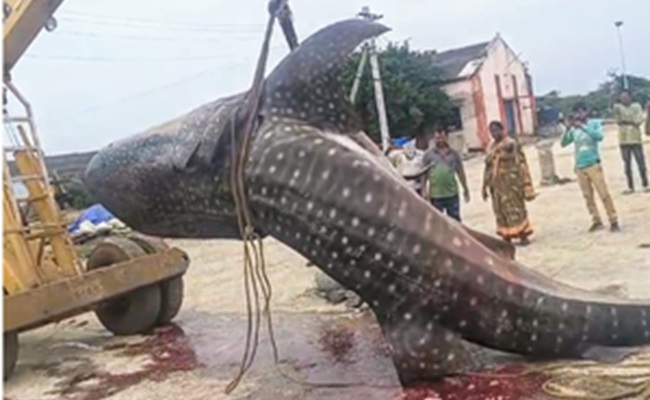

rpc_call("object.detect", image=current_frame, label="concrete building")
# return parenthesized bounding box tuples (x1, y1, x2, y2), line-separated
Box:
(434, 34, 537, 152)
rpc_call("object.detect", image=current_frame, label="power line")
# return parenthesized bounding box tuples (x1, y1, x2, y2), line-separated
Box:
(37, 62, 237, 131)
(24, 53, 241, 62)
(60, 10, 263, 30)
(52, 43, 286, 115)
(76, 66, 224, 113)
(52, 29, 261, 43)
(57, 13, 264, 33)
(31, 65, 229, 129)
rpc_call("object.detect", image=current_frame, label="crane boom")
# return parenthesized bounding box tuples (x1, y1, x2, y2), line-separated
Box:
(3, 0, 65, 78)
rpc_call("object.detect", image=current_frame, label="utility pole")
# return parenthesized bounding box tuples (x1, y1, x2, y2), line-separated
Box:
(614, 20, 629, 90)
(350, 6, 391, 151)
(348, 45, 368, 103)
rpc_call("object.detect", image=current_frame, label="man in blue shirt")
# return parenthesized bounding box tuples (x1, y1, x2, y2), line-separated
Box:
(561, 102, 619, 232)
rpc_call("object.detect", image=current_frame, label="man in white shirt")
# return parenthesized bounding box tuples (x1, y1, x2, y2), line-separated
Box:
(396, 132, 431, 197)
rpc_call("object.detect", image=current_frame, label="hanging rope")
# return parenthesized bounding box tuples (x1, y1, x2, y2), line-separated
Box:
(223, 0, 290, 394)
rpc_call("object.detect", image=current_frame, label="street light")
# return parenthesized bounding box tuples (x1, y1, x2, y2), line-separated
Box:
(614, 20, 629, 90)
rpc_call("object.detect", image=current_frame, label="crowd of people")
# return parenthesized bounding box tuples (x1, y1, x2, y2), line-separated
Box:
(386, 90, 650, 245)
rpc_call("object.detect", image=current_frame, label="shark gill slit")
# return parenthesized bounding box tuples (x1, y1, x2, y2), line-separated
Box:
(246, 124, 650, 360)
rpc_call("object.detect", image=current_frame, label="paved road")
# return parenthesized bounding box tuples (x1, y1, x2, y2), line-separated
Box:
(5, 126, 650, 400)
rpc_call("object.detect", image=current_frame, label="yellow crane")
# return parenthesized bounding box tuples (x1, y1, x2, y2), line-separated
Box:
(3, 0, 190, 380)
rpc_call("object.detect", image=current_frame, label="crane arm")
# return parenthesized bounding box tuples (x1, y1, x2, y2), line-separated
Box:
(3, 0, 65, 78)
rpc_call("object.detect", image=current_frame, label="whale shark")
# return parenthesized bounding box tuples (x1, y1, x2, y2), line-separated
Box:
(84, 18, 650, 386)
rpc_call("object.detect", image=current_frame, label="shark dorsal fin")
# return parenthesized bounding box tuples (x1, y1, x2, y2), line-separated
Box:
(262, 19, 390, 133)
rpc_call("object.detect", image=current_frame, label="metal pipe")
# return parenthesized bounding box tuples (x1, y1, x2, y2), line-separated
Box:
(614, 21, 629, 90)
(3, 81, 51, 186)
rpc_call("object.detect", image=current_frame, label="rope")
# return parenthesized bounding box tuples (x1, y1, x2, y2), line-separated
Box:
(223, 2, 283, 394)
(219, 5, 409, 392)
(533, 355, 650, 400)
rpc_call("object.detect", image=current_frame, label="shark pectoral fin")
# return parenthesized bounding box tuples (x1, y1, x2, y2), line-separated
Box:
(348, 131, 405, 180)
(463, 227, 517, 260)
(580, 345, 646, 364)
(262, 19, 390, 134)
(171, 138, 201, 172)
(349, 131, 384, 159)
(165, 91, 248, 174)
(374, 309, 521, 386)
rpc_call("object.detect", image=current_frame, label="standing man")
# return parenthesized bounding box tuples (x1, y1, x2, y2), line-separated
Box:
(612, 90, 648, 193)
(561, 102, 619, 232)
(421, 126, 469, 222)
(400, 131, 431, 198)
(386, 139, 409, 175)
(646, 101, 650, 137)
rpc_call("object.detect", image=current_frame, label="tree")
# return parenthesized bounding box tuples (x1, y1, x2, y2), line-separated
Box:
(57, 179, 95, 210)
(536, 73, 650, 118)
(340, 41, 454, 142)
(613, 74, 650, 106)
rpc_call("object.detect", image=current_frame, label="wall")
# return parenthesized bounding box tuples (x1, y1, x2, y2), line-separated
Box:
(442, 79, 478, 152)
(7, 150, 97, 182)
(477, 37, 536, 137)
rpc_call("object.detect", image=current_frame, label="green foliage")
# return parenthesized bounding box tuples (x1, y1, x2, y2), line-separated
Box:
(536, 74, 650, 117)
(340, 41, 454, 141)
(65, 180, 95, 210)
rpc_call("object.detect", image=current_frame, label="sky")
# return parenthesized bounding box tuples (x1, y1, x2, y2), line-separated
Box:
(6, 0, 649, 155)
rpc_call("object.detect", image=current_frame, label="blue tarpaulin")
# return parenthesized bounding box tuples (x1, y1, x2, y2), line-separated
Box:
(68, 204, 115, 233)
(392, 137, 411, 147)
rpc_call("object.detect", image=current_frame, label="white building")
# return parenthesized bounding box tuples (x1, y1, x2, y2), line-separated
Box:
(434, 34, 538, 152)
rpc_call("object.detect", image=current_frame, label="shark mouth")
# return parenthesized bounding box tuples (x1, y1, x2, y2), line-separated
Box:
(85, 18, 650, 387)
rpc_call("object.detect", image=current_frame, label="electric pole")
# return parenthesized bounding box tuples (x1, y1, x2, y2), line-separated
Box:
(348, 45, 368, 103)
(614, 20, 629, 90)
(350, 6, 391, 151)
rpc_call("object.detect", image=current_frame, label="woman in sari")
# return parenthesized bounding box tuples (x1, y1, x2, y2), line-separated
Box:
(482, 121, 536, 245)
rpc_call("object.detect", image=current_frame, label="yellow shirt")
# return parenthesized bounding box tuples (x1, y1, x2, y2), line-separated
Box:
(613, 102, 644, 144)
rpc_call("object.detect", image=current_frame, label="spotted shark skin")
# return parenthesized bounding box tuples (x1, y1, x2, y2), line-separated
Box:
(84, 19, 650, 386)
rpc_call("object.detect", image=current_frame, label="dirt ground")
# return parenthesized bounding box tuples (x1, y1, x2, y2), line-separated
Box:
(5, 125, 650, 400)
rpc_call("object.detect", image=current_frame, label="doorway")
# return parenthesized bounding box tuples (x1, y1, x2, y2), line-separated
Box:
(503, 100, 517, 135)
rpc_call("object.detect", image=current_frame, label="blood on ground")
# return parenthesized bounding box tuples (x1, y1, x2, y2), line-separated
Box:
(48, 323, 199, 400)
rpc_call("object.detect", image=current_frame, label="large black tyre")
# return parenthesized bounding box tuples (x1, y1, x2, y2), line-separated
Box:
(87, 237, 162, 336)
(128, 233, 185, 325)
(155, 276, 184, 325)
(3, 331, 18, 381)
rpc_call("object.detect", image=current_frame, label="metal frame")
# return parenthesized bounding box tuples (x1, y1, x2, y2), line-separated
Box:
(4, 248, 189, 333)
(3, 81, 189, 335)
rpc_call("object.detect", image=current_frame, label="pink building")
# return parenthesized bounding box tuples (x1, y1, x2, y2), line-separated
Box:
(434, 34, 537, 152)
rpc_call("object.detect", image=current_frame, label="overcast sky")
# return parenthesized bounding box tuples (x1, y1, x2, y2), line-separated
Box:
(6, 0, 648, 155)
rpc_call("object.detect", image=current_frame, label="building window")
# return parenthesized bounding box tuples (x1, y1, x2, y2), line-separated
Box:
(449, 106, 463, 131)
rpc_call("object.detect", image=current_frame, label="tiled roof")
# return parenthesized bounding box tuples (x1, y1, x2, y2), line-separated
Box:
(433, 41, 490, 80)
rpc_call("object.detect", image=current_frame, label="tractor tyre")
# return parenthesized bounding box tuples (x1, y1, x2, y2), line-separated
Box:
(87, 237, 162, 336)
(127, 233, 185, 325)
(3, 331, 18, 381)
